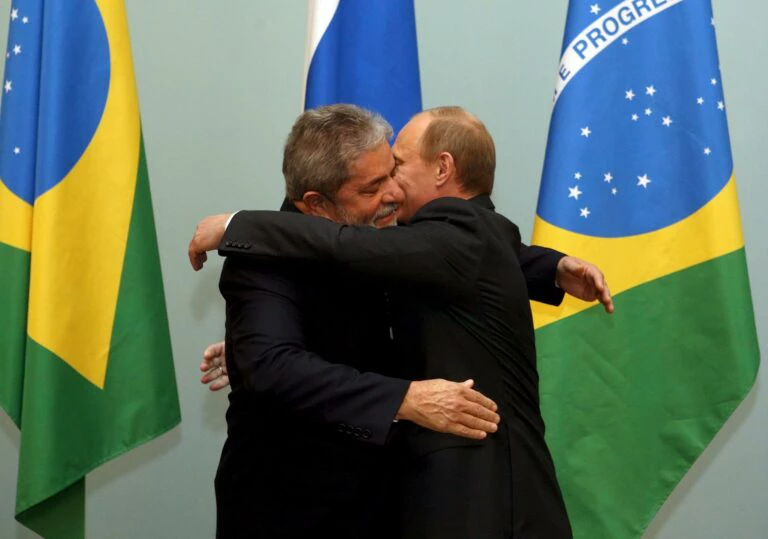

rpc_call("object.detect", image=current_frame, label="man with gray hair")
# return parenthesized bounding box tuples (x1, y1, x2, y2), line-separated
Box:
(210, 104, 501, 539)
(280, 104, 400, 227)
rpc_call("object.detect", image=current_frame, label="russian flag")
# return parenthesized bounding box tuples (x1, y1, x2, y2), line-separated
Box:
(303, 0, 422, 135)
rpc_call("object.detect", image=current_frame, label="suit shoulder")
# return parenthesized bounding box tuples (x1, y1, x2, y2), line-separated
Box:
(417, 196, 477, 212)
(410, 197, 485, 227)
(489, 210, 522, 239)
(219, 257, 302, 301)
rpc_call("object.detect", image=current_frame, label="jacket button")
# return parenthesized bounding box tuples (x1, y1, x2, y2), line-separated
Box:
(362, 429, 372, 439)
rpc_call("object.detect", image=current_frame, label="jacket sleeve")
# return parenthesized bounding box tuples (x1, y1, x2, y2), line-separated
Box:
(219, 199, 483, 296)
(519, 244, 566, 306)
(220, 258, 410, 445)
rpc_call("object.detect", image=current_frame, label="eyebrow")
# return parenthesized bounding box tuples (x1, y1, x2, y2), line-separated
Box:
(361, 174, 389, 190)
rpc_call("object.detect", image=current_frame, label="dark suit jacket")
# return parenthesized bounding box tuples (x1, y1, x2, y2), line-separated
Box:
(220, 195, 572, 538)
(215, 200, 410, 538)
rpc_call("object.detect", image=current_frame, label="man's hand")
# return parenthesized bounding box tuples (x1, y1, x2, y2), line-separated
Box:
(396, 379, 500, 440)
(188, 213, 232, 270)
(200, 341, 230, 391)
(556, 256, 614, 313)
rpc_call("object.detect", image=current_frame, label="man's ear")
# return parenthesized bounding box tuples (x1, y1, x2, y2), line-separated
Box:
(435, 152, 455, 188)
(295, 191, 336, 220)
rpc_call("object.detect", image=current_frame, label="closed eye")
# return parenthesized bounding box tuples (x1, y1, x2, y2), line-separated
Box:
(360, 178, 386, 195)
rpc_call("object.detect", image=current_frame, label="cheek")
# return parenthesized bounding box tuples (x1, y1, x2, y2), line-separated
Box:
(403, 180, 428, 206)
(362, 198, 383, 220)
(395, 172, 415, 196)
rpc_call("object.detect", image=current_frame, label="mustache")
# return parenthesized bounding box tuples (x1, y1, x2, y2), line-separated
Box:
(371, 203, 399, 226)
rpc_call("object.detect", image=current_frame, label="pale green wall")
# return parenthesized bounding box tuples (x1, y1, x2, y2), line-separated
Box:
(0, 1, 765, 537)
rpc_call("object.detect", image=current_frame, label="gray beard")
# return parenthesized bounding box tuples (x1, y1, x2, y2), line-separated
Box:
(335, 203, 398, 228)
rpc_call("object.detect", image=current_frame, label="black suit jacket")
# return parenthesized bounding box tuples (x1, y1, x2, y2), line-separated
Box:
(220, 196, 572, 538)
(226, 197, 565, 307)
(215, 200, 410, 538)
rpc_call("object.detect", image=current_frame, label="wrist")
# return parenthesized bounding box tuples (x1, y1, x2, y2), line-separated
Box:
(395, 381, 416, 421)
(555, 256, 568, 288)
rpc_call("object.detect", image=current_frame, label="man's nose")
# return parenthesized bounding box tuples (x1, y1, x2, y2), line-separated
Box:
(382, 177, 405, 204)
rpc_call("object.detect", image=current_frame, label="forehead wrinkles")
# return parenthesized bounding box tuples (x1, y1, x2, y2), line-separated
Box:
(398, 118, 429, 159)
(345, 146, 392, 187)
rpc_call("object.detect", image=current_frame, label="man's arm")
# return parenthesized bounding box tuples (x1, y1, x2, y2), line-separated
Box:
(188, 207, 613, 311)
(519, 244, 566, 306)
(219, 199, 482, 295)
(222, 257, 499, 443)
(519, 245, 613, 312)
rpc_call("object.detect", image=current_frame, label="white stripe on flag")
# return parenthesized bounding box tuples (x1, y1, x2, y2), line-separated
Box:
(554, 0, 684, 104)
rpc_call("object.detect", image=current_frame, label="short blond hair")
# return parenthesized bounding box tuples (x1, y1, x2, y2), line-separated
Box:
(418, 107, 495, 195)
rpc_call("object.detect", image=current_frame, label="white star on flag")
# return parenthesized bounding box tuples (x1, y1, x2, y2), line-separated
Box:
(590, 4, 601, 15)
(625, 89, 635, 101)
(574, 172, 582, 180)
(604, 172, 613, 183)
(632, 113, 639, 121)
(645, 108, 653, 116)
(717, 101, 725, 111)
(711, 78, 718, 85)
(622, 38, 629, 45)
(612, 188, 618, 195)
(637, 174, 652, 188)
(11, 9, 18, 21)
(12, 44, 21, 55)
(581, 126, 591, 138)
(580, 207, 591, 218)
(646, 85, 657, 96)
(13, 147, 20, 155)
(568, 185, 583, 200)
(22, 16, 28, 24)
(697, 97, 705, 105)
(704, 147, 712, 155)
(662, 116, 673, 127)
(4, 80, 11, 93)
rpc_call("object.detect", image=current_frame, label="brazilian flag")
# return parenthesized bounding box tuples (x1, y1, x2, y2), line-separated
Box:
(0, 1, 180, 537)
(533, 1, 760, 538)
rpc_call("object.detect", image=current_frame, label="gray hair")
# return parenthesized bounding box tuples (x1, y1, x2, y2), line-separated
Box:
(282, 104, 393, 200)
